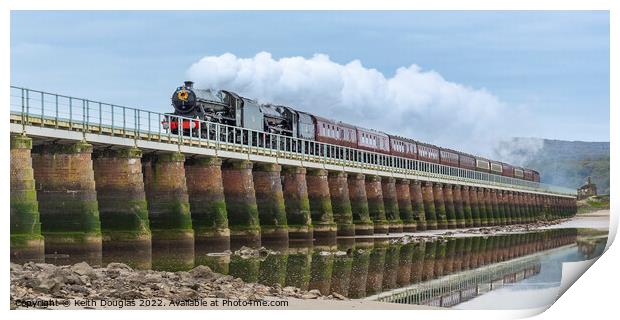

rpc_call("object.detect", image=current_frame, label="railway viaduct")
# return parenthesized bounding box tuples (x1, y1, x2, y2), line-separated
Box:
(9, 87, 577, 263)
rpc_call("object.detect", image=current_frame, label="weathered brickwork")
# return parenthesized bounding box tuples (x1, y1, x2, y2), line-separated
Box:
(395, 179, 417, 232)
(461, 186, 474, 227)
(10, 135, 44, 262)
(443, 184, 457, 229)
(422, 182, 437, 230)
(410, 181, 427, 231)
(382, 177, 403, 233)
(452, 185, 466, 228)
(328, 171, 355, 236)
(347, 173, 374, 235)
(432, 183, 448, 229)
(221, 160, 261, 244)
(281, 166, 313, 239)
(477, 188, 489, 226)
(496, 190, 506, 225)
(253, 163, 289, 241)
(93, 147, 151, 245)
(142, 152, 194, 247)
(484, 188, 494, 226)
(31, 141, 101, 262)
(185, 156, 230, 245)
(469, 187, 481, 227)
(365, 175, 389, 234)
(306, 168, 337, 238)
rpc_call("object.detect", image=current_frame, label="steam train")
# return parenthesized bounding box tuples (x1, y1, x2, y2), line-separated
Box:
(163, 81, 541, 182)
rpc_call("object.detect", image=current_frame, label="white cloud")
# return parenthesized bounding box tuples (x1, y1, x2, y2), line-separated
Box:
(186, 52, 538, 158)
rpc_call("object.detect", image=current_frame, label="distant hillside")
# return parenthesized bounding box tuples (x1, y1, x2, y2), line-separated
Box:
(493, 138, 610, 194)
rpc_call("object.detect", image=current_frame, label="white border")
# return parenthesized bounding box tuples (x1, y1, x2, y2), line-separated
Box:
(2, 2, 616, 320)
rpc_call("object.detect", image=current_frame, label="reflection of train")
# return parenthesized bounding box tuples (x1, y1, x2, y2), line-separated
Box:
(163, 81, 541, 182)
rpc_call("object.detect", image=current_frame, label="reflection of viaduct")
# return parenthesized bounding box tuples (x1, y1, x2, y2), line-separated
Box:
(372, 251, 543, 307)
(369, 232, 577, 306)
(192, 229, 577, 300)
(10, 87, 578, 263)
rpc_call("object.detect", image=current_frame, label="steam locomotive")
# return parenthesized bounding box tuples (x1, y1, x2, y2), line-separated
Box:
(163, 81, 540, 182)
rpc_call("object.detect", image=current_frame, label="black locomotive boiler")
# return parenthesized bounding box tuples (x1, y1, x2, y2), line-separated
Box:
(163, 81, 303, 139)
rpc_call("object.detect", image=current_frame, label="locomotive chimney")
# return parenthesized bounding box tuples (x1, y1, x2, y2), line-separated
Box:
(184, 80, 194, 89)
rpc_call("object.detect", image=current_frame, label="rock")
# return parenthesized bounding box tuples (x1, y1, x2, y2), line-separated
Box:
(115, 289, 145, 299)
(175, 288, 198, 299)
(106, 262, 133, 271)
(33, 263, 57, 272)
(235, 246, 256, 257)
(301, 292, 319, 299)
(189, 265, 216, 279)
(282, 286, 297, 294)
(106, 269, 121, 279)
(10, 263, 23, 272)
(308, 289, 322, 296)
(64, 273, 84, 285)
(144, 274, 162, 284)
(215, 291, 227, 298)
(68, 284, 90, 295)
(332, 292, 346, 300)
(71, 262, 96, 278)
(37, 278, 57, 292)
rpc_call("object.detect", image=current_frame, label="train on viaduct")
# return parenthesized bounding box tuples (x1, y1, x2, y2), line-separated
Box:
(9, 85, 577, 263)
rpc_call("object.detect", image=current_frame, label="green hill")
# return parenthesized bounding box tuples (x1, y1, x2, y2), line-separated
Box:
(493, 138, 609, 194)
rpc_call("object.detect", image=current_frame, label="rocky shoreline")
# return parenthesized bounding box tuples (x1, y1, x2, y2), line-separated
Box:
(10, 261, 345, 309)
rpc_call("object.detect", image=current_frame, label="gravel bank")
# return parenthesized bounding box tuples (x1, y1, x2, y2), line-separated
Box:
(10, 261, 345, 309)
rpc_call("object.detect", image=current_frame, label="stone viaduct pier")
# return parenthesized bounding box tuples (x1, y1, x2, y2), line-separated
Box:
(9, 87, 578, 263)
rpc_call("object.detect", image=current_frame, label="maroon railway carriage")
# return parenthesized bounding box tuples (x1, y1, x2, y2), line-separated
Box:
(389, 134, 418, 160)
(523, 169, 535, 181)
(475, 157, 491, 173)
(501, 162, 515, 178)
(490, 160, 503, 176)
(513, 167, 525, 180)
(458, 152, 476, 171)
(532, 170, 541, 182)
(356, 126, 390, 154)
(439, 148, 460, 167)
(313, 116, 357, 149)
(416, 142, 440, 164)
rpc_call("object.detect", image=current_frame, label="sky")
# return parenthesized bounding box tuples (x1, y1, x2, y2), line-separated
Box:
(10, 11, 610, 158)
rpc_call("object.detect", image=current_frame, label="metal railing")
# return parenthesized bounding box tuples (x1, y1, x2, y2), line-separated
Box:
(9, 86, 576, 196)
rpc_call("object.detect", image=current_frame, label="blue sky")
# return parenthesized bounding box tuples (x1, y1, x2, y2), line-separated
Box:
(10, 11, 610, 154)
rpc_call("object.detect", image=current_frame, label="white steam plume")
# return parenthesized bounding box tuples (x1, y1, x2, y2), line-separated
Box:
(186, 52, 537, 157)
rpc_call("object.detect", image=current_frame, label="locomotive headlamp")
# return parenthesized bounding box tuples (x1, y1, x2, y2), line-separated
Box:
(177, 89, 189, 101)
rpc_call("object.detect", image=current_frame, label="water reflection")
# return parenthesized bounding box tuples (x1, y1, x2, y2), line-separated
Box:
(33, 228, 607, 306)
(454, 236, 607, 309)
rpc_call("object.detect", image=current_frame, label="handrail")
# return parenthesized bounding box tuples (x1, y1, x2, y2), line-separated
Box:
(9, 86, 577, 197)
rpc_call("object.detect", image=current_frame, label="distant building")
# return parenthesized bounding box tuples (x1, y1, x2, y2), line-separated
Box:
(577, 177, 597, 200)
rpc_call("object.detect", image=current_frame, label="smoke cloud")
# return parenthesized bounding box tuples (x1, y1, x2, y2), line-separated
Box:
(493, 137, 545, 166)
(186, 52, 538, 158)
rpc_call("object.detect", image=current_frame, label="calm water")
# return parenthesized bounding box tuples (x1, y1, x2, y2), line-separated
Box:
(454, 235, 607, 309)
(40, 228, 607, 307)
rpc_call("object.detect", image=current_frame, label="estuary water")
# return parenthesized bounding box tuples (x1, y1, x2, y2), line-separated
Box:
(39, 227, 608, 308)
(453, 239, 607, 309)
